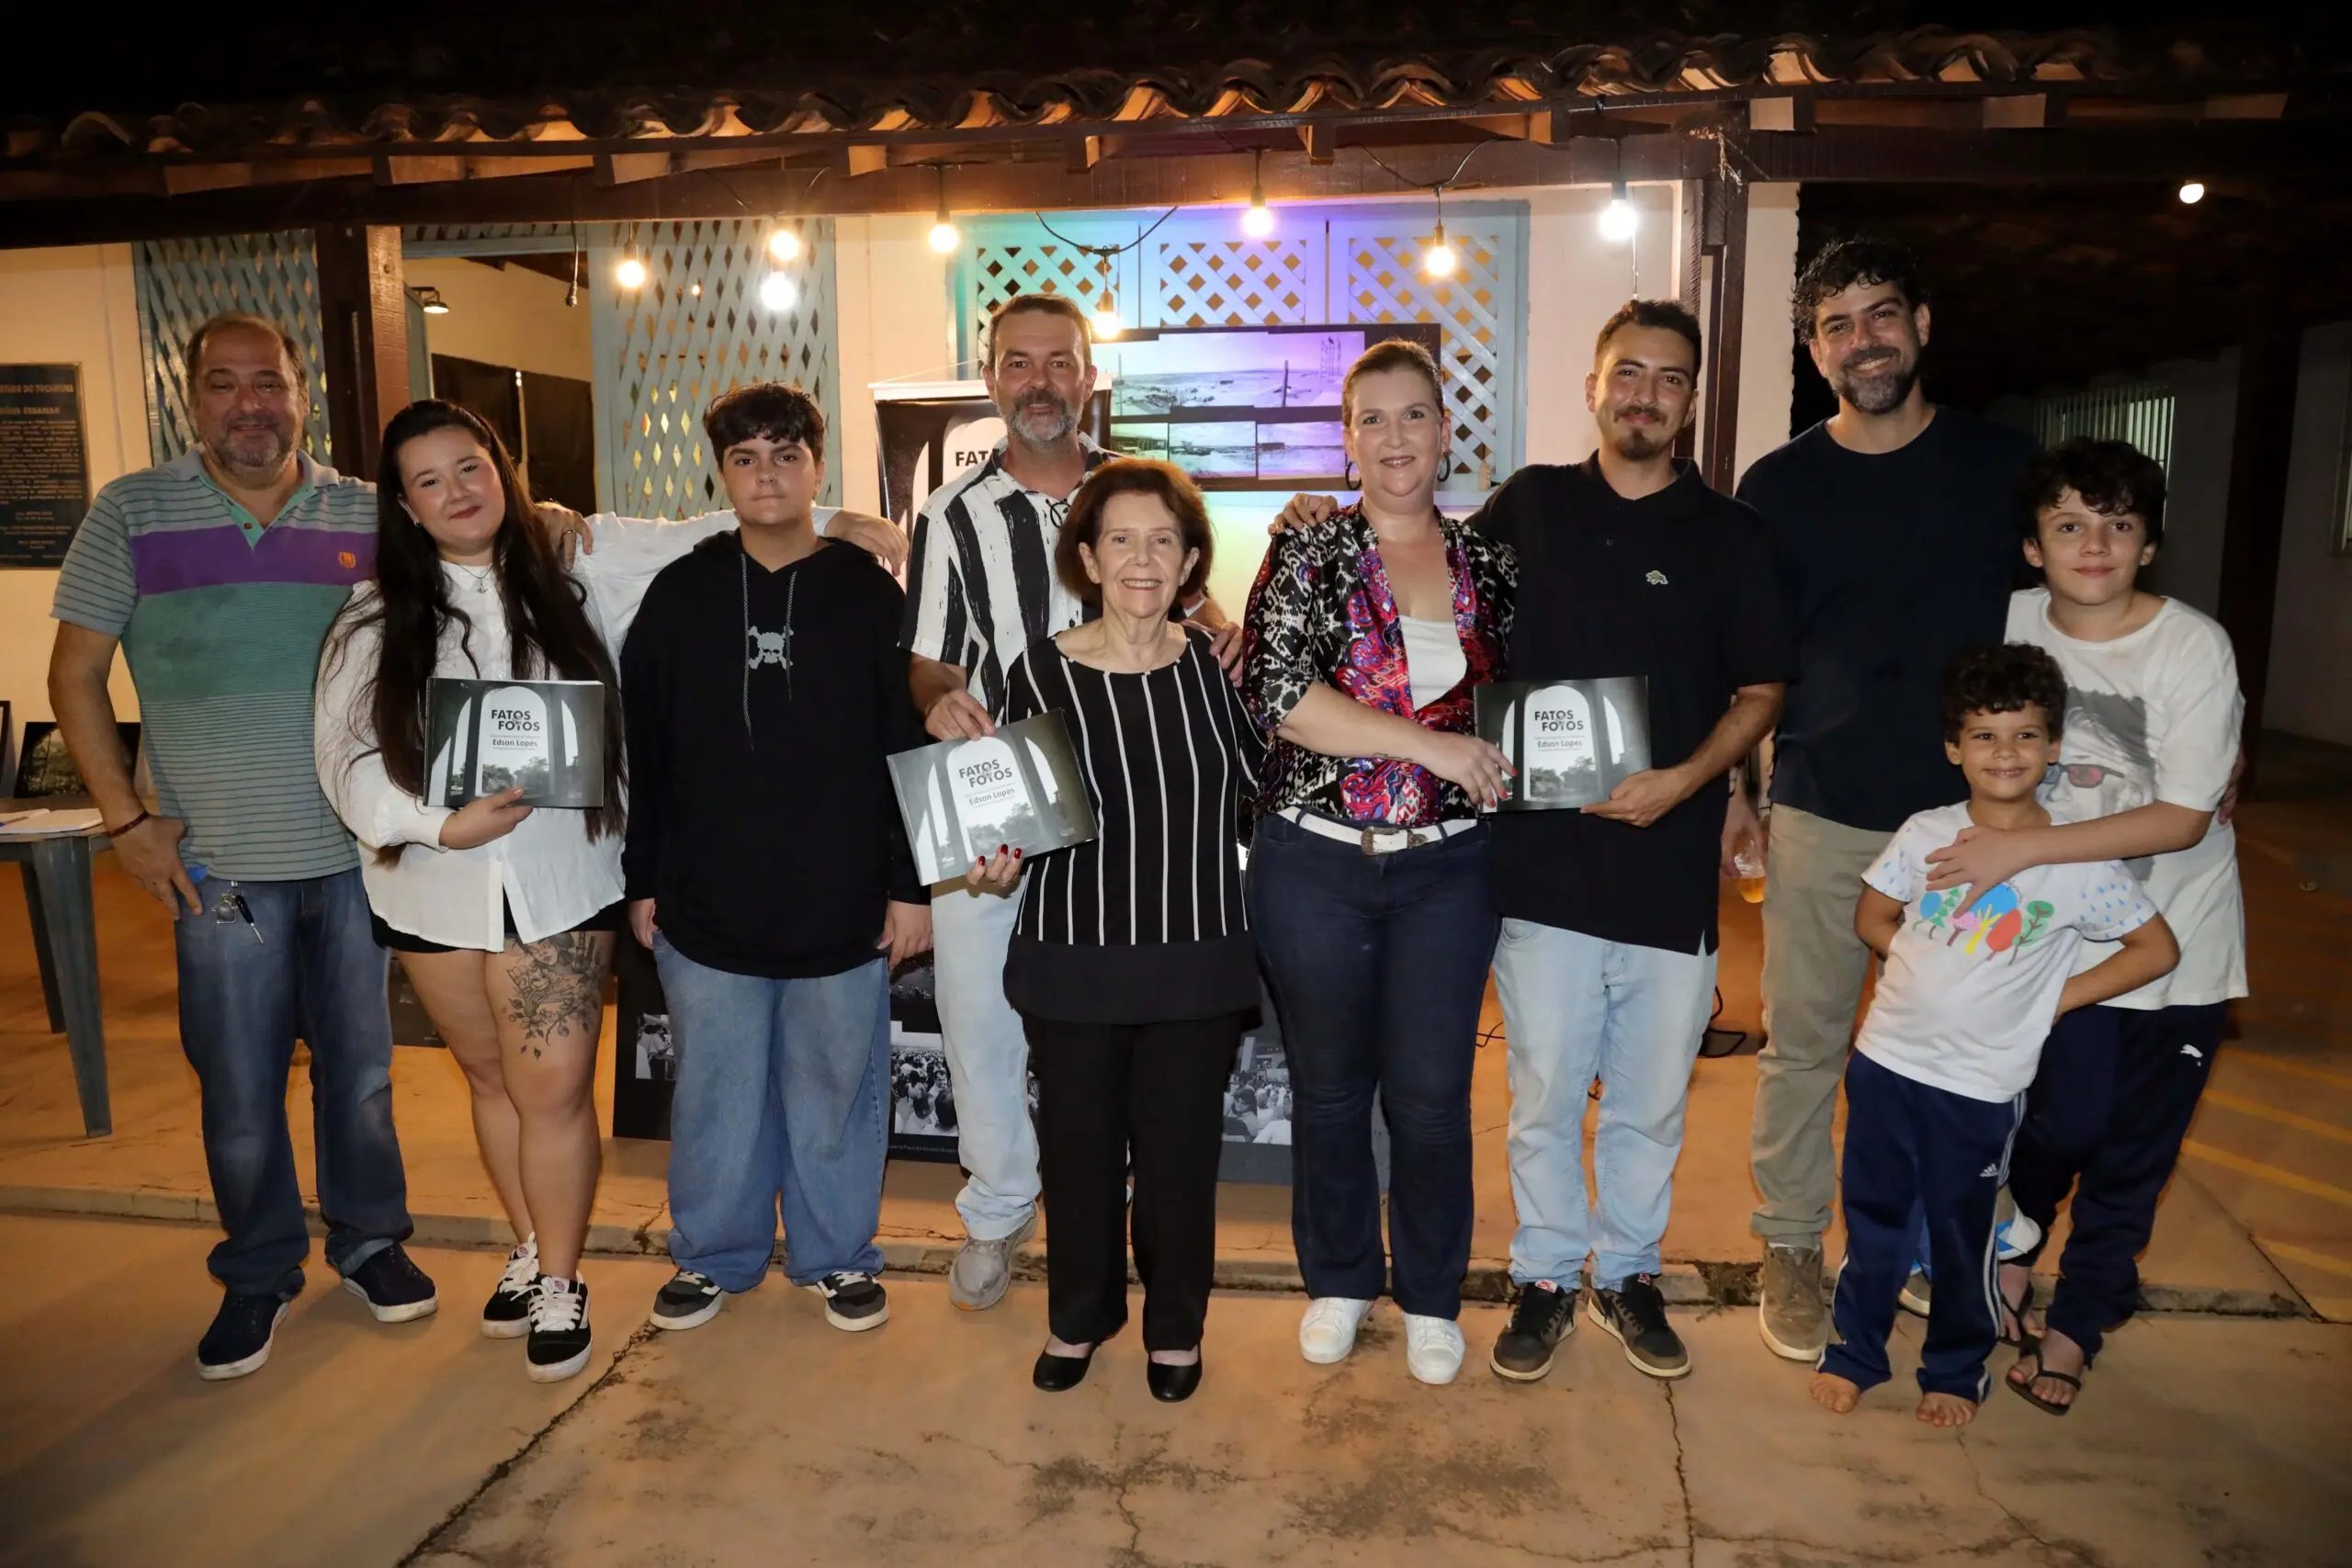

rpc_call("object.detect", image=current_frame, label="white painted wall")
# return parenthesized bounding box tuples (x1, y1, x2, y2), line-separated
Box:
(2267, 321, 2352, 746)
(0, 244, 149, 762)
(2144, 350, 2236, 617)
(406, 257, 593, 383)
(831, 214, 958, 516)
(1735, 184, 1801, 485)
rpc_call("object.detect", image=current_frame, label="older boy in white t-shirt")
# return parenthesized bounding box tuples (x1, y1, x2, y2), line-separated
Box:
(1812, 644, 2175, 1429)
(1920, 438, 2245, 1415)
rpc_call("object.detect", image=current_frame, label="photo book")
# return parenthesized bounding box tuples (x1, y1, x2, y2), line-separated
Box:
(888, 711, 1098, 886)
(1474, 677, 1652, 811)
(426, 678, 608, 809)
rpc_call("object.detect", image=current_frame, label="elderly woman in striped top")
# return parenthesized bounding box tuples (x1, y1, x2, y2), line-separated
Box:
(966, 458, 1262, 1404)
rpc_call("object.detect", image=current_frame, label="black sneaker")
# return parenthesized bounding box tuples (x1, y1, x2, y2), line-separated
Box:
(808, 1271, 889, 1333)
(197, 1292, 293, 1382)
(650, 1269, 725, 1331)
(342, 1243, 439, 1324)
(526, 1277, 594, 1382)
(481, 1238, 539, 1339)
(1489, 1280, 1577, 1382)
(1588, 1274, 1690, 1380)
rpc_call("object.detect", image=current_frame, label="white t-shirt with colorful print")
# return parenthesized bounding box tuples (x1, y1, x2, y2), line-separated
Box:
(1857, 802, 2160, 1102)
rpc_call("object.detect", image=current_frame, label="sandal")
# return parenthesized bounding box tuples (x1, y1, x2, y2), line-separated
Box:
(2007, 1337, 2082, 1417)
(1996, 1276, 2031, 1348)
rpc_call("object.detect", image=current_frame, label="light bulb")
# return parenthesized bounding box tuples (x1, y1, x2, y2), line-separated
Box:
(1424, 221, 1457, 280)
(768, 228, 802, 264)
(759, 272, 798, 310)
(422, 300, 449, 315)
(928, 200, 960, 254)
(1242, 200, 1275, 239)
(1600, 197, 1639, 243)
(2177, 179, 2206, 205)
(615, 255, 647, 290)
(1091, 299, 1124, 340)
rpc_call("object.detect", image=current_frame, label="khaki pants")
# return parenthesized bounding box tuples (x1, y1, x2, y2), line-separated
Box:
(1748, 804, 1894, 1247)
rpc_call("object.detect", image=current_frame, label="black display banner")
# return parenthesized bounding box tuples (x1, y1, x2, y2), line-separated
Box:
(873, 387, 1111, 530)
(0, 364, 90, 569)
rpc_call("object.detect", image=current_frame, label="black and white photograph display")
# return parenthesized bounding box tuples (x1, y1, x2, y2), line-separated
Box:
(1095, 323, 1443, 490)
(872, 382, 1112, 528)
(888, 711, 1097, 886)
(427, 677, 608, 809)
(609, 935, 674, 1141)
(1475, 677, 1652, 811)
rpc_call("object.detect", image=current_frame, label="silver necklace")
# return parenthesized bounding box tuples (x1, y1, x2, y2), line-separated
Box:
(452, 563, 492, 594)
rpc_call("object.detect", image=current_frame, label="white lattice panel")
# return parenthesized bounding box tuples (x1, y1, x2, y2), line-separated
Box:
(1333, 216, 1521, 492)
(1149, 236, 1322, 327)
(956, 206, 1523, 492)
(132, 231, 332, 466)
(592, 219, 838, 516)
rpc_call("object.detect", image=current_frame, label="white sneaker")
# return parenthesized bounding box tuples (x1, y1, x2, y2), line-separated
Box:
(1298, 1296, 1374, 1364)
(1403, 1314, 1465, 1385)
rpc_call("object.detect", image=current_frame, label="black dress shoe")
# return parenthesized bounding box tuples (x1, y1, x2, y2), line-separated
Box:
(1147, 1351, 1203, 1404)
(1033, 1344, 1098, 1392)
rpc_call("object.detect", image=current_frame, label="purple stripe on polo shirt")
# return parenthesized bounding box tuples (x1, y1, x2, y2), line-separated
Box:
(130, 524, 376, 596)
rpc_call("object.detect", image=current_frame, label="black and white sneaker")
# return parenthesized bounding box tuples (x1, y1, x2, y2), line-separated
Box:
(482, 1237, 539, 1339)
(650, 1269, 725, 1331)
(342, 1243, 439, 1324)
(1489, 1280, 1577, 1382)
(197, 1292, 293, 1382)
(1588, 1274, 1690, 1380)
(526, 1277, 594, 1383)
(808, 1271, 889, 1332)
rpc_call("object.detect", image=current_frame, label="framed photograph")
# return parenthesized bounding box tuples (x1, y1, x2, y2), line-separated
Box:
(1093, 323, 1445, 491)
(13, 719, 140, 799)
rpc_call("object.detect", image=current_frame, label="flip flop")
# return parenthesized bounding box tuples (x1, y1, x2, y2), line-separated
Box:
(1996, 1276, 2031, 1348)
(2007, 1337, 2082, 1417)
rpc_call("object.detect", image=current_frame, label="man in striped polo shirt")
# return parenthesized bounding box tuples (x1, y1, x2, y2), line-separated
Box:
(904, 293, 1238, 1311)
(49, 314, 440, 1379)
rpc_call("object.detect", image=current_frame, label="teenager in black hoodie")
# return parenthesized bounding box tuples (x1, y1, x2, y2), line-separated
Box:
(622, 383, 932, 1337)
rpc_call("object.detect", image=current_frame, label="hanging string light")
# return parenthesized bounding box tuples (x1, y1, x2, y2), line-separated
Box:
(759, 272, 799, 310)
(1425, 185, 1458, 280)
(2177, 178, 2207, 205)
(1090, 250, 1123, 339)
(767, 224, 802, 264)
(1600, 176, 1640, 243)
(614, 222, 648, 290)
(928, 167, 961, 254)
(1241, 149, 1276, 238)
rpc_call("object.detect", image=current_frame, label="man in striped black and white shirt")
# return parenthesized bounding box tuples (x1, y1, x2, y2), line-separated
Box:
(903, 293, 1238, 1311)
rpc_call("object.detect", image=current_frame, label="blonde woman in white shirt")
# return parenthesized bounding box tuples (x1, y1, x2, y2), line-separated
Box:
(316, 400, 635, 1383)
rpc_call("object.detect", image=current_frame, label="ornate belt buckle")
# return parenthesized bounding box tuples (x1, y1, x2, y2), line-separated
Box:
(1360, 825, 1383, 856)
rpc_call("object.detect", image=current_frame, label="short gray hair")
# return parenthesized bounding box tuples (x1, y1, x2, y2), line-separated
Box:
(184, 312, 309, 393)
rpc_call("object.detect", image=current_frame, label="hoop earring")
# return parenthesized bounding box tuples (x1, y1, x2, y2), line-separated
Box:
(1437, 453, 1454, 484)
(1343, 458, 1360, 490)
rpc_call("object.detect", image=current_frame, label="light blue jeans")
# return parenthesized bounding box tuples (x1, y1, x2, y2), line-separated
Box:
(930, 882, 1040, 1241)
(1494, 919, 1718, 1292)
(654, 939, 890, 1291)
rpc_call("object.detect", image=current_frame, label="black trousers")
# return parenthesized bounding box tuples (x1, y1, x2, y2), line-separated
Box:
(2007, 999, 2226, 1360)
(1026, 1011, 1245, 1351)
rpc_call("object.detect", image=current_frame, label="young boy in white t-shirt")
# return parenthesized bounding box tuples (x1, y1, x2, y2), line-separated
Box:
(1811, 644, 2176, 1429)
(1917, 438, 2245, 1415)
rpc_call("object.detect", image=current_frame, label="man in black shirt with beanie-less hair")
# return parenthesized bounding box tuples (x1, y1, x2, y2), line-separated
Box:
(1732, 238, 2037, 1363)
(623, 383, 933, 1340)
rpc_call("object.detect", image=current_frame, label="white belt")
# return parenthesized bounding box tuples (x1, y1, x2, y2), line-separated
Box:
(1280, 808, 1479, 857)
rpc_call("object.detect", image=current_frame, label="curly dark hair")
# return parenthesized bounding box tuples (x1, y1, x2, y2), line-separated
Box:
(1940, 643, 2067, 744)
(1792, 236, 1930, 344)
(2018, 437, 2166, 547)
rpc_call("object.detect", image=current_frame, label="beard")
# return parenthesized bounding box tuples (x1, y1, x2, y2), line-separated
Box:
(1005, 390, 1077, 446)
(1832, 348, 1921, 416)
(1606, 405, 1673, 461)
(205, 417, 297, 475)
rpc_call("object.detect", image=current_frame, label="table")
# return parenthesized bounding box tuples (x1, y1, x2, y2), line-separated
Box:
(3, 795, 111, 1136)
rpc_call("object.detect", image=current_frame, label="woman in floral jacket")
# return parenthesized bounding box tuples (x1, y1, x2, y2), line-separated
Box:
(1239, 338, 1517, 1387)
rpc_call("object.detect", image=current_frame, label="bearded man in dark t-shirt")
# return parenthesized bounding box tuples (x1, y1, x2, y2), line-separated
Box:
(1730, 238, 2037, 1363)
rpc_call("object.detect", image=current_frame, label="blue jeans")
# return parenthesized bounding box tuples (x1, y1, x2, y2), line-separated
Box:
(655, 938, 890, 1291)
(175, 869, 410, 1298)
(1248, 815, 1497, 1318)
(930, 882, 1038, 1241)
(1492, 920, 1717, 1292)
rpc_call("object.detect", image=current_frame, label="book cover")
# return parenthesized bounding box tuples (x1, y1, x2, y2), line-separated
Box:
(1474, 677, 1652, 812)
(427, 678, 608, 809)
(888, 711, 1099, 886)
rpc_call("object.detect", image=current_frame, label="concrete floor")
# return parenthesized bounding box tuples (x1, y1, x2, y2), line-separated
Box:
(2, 1215, 2346, 1568)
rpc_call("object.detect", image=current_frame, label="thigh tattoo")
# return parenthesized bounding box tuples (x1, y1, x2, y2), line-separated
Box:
(506, 931, 606, 1058)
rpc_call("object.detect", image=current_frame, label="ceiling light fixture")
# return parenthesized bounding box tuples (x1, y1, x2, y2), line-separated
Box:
(408, 286, 450, 316)
(2177, 178, 2207, 205)
(928, 168, 961, 254)
(1600, 177, 1640, 243)
(768, 226, 802, 264)
(1242, 149, 1276, 238)
(759, 272, 798, 310)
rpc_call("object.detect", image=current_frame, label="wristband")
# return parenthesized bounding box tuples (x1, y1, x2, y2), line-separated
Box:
(107, 809, 152, 836)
